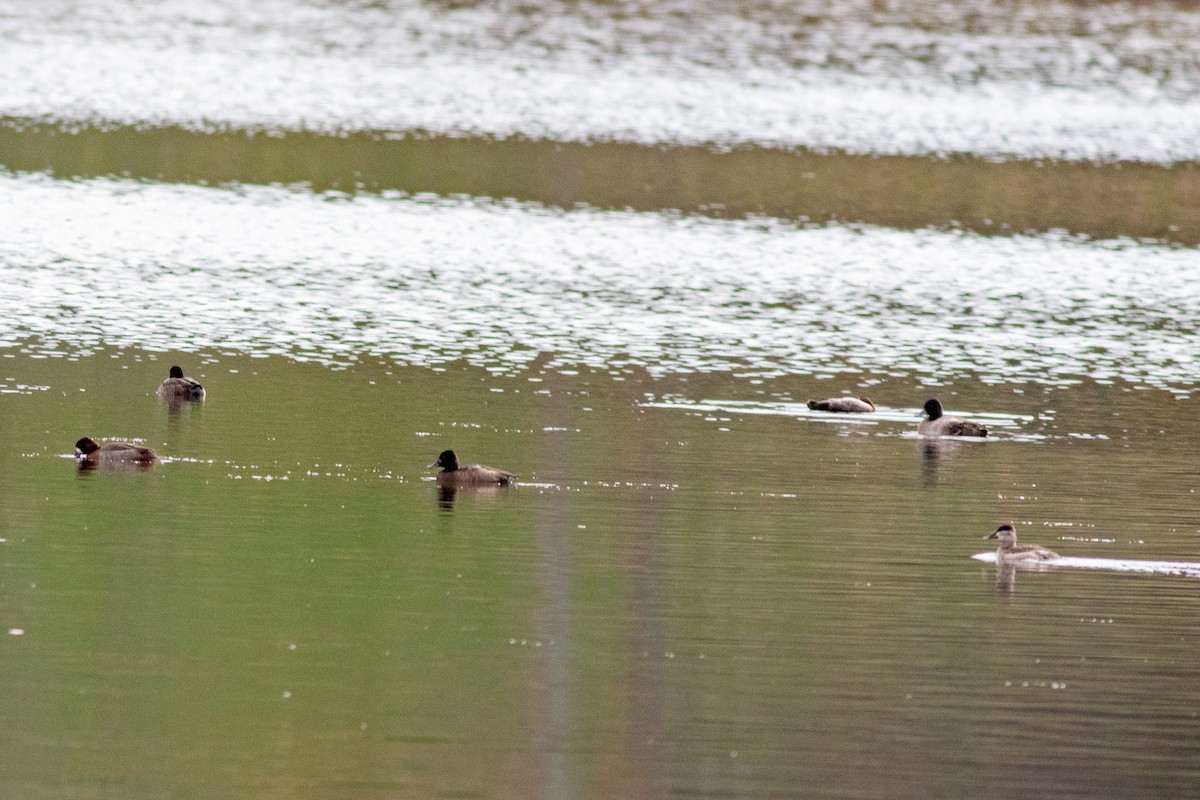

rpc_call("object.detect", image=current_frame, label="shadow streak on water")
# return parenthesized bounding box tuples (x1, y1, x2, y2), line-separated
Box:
(1, 121, 1197, 245)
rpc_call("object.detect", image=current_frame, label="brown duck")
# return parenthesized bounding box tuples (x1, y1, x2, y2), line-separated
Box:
(807, 396, 876, 413)
(428, 450, 516, 487)
(918, 398, 988, 437)
(75, 437, 159, 467)
(157, 365, 206, 402)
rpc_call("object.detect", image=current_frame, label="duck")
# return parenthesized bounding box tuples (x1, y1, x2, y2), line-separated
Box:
(428, 449, 516, 487)
(807, 396, 876, 413)
(157, 365, 205, 402)
(918, 398, 988, 437)
(75, 437, 159, 467)
(986, 524, 1059, 561)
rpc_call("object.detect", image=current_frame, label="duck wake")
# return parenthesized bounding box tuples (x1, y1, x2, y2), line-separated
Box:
(973, 553, 1200, 578)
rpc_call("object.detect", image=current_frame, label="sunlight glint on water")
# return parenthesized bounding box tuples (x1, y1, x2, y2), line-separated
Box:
(2, 172, 1198, 390)
(2, 1, 1200, 797)
(1, 0, 1199, 160)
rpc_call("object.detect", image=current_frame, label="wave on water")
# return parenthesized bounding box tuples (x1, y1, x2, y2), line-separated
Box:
(1, 0, 1199, 161)
(973, 552, 1200, 579)
(642, 398, 1055, 440)
(3, 173, 1200, 388)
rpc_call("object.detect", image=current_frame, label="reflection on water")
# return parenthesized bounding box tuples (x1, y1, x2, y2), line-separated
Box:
(2, 0, 1199, 161)
(918, 438, 989, 485)
(3, 355, 1200, 798)
(1, 0, 1200, 795)
(434, 483, 517, 512)
(73, 457, 157, 474)
(2, 169, 1196, 391)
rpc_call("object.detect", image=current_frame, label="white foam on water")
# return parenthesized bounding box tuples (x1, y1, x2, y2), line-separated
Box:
(973, 552, 1200, 578)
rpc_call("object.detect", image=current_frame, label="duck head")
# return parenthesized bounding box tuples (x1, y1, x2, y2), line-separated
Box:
(428, 449, 460, 471)
(986, 524, 1017, 544)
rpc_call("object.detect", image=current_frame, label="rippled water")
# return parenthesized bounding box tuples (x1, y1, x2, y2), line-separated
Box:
(3, 355, 1200, 799)
(2, 0, 1200, 160)
(2, 0, 1200, 797)
(3, 171, 1198, 391)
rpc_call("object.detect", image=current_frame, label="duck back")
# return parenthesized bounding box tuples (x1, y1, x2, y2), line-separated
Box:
(157, 366, 205, 401)
(919, 417, 988, 437)
(807, 397, 875, 413)
(436, 464, 516, 487)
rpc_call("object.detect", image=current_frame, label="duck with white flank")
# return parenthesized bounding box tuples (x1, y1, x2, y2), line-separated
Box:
(986, 524, 1059, 562)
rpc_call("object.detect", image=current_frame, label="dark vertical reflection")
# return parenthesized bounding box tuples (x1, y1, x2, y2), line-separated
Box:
(530, 393, 579, 800)
(621, 508, 669, 798)
(614, 414, 673, 797)
(994, 562, 1016, 596)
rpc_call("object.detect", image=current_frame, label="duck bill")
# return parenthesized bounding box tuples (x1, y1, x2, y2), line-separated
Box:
(426, 460, 440, 469)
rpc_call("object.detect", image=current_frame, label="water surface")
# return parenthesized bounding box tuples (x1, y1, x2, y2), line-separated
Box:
(3, 356, 1200, 799)
(2, 171, 1198, 391)
(3, 0, 1200, 160)
(2, 0, 1200, 797)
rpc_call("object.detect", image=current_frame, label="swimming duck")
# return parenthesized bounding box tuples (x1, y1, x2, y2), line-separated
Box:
(807, 396, 876, 413)
(986, 524, 1059, 561)
(428, 450, 515, 487)
(75, 437, 159, 466)
(157, 365, 205, 402)
(918, 398, 988, 437)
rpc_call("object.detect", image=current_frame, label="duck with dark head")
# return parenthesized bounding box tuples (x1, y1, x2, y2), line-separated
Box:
(986, 524, 1059, 562)
(157, 365, 205, 402)
(919, 398, 988, 437)
(428, 450, 516, 488)
(75, 437, 159, 470)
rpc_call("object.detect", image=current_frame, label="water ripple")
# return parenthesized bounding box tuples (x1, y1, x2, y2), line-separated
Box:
(2, 172, 1198, 389)
(1, 0, 1198, 161)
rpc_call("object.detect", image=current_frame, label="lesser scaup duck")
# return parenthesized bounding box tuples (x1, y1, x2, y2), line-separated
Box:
(428, 450, 515, 487)
(75, 437, 159, 467)
(807, 396, 876, 413)
(918, 398, 988, 437)
(157, 365, 205, 402)
(986, 524, 1059, 561)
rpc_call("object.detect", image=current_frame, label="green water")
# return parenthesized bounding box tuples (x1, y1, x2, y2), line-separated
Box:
(2, 353, 1199, 798)
(3, 0, 1200, 794)
(2, 123, 1196, 244)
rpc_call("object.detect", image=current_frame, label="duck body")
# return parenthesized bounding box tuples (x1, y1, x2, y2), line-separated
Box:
(429, 449, 515, 487)
(157, 365, 205, 402)
(986, 524, 1059, 561)
(75, 437, 159, 467)
(807, 396, 876, 413)
(919, 398, 988, 437)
